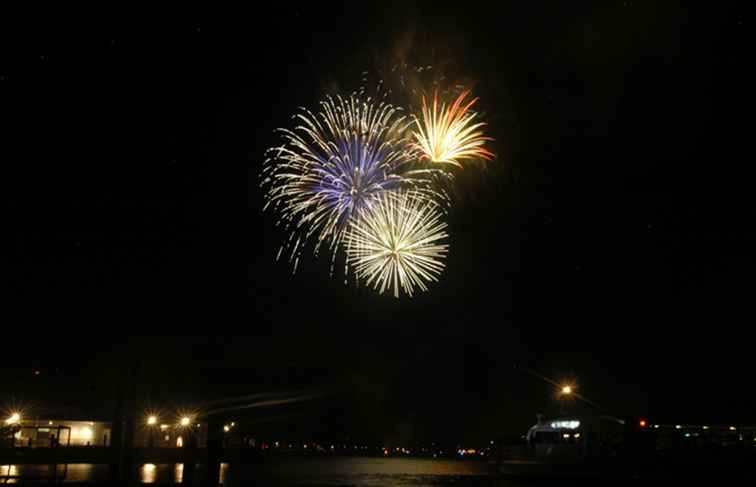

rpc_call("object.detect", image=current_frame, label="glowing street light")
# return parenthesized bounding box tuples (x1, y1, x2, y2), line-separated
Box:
(147, 416, 158, 426)
(5, 413, 21, 425)
(561, 386, 573, 395)
(223, 425, 230, 433)
(180, 417, 191, 427)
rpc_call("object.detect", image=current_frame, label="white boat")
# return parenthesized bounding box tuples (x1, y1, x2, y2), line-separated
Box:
(496, 414, 629, 480)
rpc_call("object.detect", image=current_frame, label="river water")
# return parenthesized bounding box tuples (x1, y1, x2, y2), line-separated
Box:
(0, 458, 522, 486)
(6, 457, 737, 485)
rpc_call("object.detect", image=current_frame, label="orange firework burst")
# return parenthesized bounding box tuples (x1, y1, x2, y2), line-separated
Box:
(412, 90, 494, 168)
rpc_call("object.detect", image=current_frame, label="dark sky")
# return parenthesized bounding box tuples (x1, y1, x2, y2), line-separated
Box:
(3, 3, 752, 444)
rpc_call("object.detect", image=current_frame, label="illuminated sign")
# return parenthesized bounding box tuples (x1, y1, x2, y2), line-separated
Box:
(550, 420, 581, 429)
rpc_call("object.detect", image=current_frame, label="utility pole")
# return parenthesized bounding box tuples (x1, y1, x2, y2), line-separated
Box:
(109, 377, 124, 483)
(109, 361, 138, 485)
(203, 416, 224, 487)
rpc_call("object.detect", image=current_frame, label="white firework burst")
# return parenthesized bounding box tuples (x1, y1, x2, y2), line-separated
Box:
(262, 94, 444, 272)
(345, 191, 449, 298)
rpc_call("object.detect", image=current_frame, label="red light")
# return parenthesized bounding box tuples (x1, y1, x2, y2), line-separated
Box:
(639, 420, 647, 428)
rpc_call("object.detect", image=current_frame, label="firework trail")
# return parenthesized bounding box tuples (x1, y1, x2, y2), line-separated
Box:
(412, 90, 495, 168)
(262, 94, 444, 271)
(345, 191, 449, 298)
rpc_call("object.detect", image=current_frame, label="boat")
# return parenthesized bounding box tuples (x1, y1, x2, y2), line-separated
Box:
(496, 415, 756, 481)
(496, 414, 633, 480)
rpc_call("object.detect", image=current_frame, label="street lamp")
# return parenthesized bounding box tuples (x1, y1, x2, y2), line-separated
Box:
(180, 417, 191, 427)
(558, 386, 574, 415)
(146, 415, 159, 448)
(5, 412, 21, 425)
(515, 364, 603, 412)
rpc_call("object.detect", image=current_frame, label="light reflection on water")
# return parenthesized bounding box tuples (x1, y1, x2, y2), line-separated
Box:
(226, 458, 499, 487)
(0, 463, 225, 484)
(2, 459, 499, 486)
(0, 463, 103, 483)
(142, 463, 157, 483)
(174, 463, 184, 484)
(137, 463, 187, 483)
(263, 457, 494, 477)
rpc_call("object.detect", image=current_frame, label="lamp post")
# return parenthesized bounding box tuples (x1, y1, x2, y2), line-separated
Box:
(147, 415, 158, 448)
(179, 416, 198, 485)
(559, 385, 573, 415)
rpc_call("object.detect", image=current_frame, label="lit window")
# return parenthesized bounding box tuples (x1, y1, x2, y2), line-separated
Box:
(72, 427, 94, 442)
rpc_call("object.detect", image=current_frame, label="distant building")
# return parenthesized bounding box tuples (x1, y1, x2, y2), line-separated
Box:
(11, 419, 111, 448)
(6, 417, 208, 449)
(133, 423, 208, 448)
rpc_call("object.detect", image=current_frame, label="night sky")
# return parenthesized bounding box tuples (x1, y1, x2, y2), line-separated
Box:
(4, 3, 752, 445)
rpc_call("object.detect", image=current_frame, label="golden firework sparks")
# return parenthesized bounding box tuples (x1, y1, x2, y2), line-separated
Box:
(412, 90, 494, 168)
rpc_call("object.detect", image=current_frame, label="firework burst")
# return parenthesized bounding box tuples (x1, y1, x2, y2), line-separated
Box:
(345, 191, 449, 298)
(262, 94, 443, 270)
(412, 90, 495, 168)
